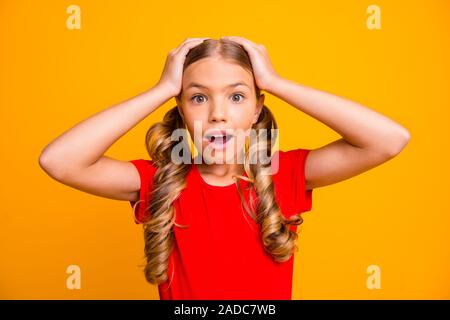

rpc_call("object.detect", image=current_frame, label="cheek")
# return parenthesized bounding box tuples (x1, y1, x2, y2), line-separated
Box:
(183, 117, 205, 145)
(229, 108, 256, 127)
(183, 106, 208, 121)
(183, 111, 207, 128)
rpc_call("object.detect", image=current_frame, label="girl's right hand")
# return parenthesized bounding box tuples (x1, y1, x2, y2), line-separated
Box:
(156, 37, 210, 97)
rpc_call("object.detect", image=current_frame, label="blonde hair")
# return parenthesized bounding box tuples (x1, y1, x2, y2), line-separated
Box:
(135, 39, 304, 286)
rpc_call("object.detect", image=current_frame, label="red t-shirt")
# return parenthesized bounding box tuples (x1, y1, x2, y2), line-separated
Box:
(128, 148, 313, 300)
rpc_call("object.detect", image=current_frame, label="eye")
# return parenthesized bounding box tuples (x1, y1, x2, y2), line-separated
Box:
(190, 93, 246, 104)
(191, 94, 207, 104)
(231, 93, 245, 102)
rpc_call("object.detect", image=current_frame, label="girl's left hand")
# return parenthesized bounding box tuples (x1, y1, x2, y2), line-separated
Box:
(220, 36, 280, 92)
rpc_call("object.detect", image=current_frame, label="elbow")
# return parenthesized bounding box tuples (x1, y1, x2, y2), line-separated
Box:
(38, 152, 55, 177)
(38, 151, 67, 181)
(384, 127, 411, 158)
(39, 152, 49, 172)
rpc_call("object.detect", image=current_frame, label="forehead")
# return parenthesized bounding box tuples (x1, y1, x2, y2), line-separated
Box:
(182, 57, 253, 89)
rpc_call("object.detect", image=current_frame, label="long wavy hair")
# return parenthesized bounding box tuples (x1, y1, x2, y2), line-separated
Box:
(135, 38, 304, 286)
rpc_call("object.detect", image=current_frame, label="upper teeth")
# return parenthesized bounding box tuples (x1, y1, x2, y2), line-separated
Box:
(207, 134, 226, 138)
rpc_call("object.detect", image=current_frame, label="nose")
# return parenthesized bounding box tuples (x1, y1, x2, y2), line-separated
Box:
(208, 102, 228, 124)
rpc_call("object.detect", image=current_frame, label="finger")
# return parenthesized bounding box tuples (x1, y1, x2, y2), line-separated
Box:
(180, 37, 211, 47)
(171, 37, 208, 53)
(173, 38, 210, 56)
(176, 38, 209, 56)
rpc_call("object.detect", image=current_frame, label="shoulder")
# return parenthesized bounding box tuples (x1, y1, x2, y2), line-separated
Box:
(129, 159, 158, 176)
(271, 148, 314, 216)
(271, 148, 311, 176)
(128, 159, 158, 224)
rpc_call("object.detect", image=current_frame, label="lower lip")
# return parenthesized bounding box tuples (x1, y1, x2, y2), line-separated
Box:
(204, 136, 233, 150)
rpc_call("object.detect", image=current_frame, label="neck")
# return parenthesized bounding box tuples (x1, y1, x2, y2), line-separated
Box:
(199, 163, 244, 175)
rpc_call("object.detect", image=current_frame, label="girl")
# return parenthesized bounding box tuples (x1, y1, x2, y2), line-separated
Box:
(39, 36, 410, 300)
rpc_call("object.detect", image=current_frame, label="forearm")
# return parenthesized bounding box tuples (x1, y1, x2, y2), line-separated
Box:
(267, 76, 410, 154)
(40, 83, 174, 172)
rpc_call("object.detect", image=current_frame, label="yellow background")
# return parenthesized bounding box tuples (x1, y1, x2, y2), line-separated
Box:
(1, 0, 449, 299)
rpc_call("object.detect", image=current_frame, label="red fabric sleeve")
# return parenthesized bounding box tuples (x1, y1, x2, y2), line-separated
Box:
(286, 148, 313, 214)
(128, 159, 156, 224)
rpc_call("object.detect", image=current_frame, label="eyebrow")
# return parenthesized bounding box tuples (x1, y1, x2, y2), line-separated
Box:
(185, 82, 250, 90)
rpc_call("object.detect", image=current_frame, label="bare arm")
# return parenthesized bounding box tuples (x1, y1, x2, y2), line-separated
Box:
(39, 38, 210, 202)
(219, 36, 411, 191)
(39, 83, 174, 201)
(268, 76, 410, 190)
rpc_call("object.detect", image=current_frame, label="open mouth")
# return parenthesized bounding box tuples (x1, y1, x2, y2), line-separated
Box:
(205, 134, 233, 144)
(203, 130, 234, 149)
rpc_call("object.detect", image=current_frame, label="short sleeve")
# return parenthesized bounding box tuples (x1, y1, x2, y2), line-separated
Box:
(282, 148, 313, 214)
(128, 159, 157, 224)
